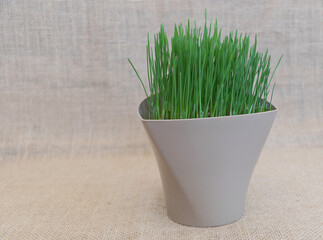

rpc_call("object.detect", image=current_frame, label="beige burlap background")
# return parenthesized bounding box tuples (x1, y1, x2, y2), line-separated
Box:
(0, 0, 322, 239)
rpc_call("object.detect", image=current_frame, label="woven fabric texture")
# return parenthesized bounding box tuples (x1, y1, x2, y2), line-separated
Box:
(0, 0, 322, 239)
(0, 148, 322, 239)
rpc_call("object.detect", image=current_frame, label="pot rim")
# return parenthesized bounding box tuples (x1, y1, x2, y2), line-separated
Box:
(138, 97, 278, 122)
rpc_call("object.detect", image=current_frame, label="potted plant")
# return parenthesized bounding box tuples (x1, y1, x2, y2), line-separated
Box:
(128, 12, 282, 227)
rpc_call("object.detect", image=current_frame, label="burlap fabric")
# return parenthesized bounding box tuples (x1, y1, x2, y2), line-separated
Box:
(0, 148, 322, 239)
(0, 0, 322, 239)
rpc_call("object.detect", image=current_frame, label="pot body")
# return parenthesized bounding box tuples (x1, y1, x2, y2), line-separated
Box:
(139, 98, 277, 227)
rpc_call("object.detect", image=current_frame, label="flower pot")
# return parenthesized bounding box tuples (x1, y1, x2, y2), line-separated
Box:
(139, 97, 277, 227)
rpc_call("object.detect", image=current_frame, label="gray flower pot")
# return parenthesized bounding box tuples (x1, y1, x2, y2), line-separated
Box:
(139, 97, 277, 227)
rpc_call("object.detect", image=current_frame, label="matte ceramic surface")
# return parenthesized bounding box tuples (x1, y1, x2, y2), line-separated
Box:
(139, 98, 277, 227)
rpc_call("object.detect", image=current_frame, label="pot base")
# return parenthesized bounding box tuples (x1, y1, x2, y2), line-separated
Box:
(168, 213, 243, 228)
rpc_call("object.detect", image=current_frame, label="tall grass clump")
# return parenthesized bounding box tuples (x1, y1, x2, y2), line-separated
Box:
(128, 12, 282, 120)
